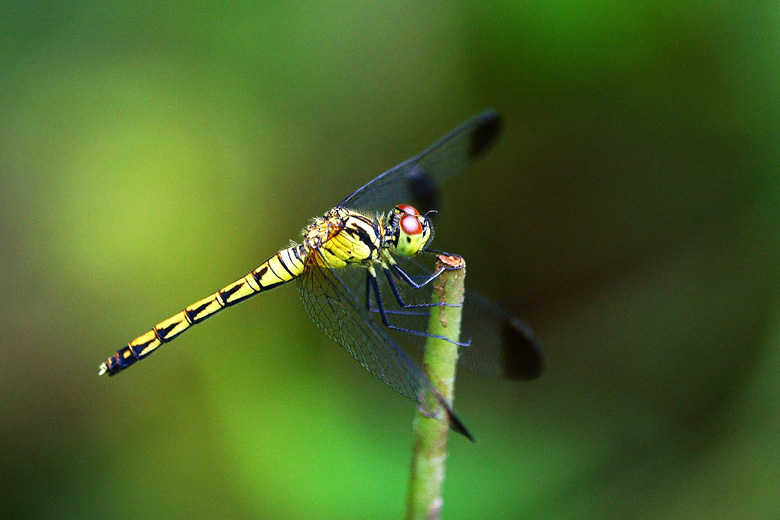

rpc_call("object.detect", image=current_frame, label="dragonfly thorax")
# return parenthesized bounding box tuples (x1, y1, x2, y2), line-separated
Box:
(303, 207, 383, 268)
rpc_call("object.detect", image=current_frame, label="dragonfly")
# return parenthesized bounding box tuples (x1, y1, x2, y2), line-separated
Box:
(98, 110, 544, 440)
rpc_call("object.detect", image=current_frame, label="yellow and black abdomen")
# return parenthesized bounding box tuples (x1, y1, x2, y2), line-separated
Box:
(99, 244, 307, 376)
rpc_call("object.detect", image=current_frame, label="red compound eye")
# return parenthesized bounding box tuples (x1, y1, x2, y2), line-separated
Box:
(400, 214, 423, 235)
(396, 204, 419, 215)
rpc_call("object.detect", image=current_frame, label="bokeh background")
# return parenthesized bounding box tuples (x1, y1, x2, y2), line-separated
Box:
(3, 2, 780, 519)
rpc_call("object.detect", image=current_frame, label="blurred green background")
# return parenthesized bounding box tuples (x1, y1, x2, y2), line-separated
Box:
(3, 2, 780, 519)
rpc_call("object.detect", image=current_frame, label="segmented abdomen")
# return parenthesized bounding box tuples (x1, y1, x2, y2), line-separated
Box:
(99, 245, 307, 376)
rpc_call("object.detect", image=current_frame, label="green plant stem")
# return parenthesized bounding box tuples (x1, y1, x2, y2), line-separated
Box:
(406, 254, 466, 520)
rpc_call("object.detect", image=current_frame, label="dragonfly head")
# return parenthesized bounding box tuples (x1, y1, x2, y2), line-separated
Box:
(389, 204, 433, 257)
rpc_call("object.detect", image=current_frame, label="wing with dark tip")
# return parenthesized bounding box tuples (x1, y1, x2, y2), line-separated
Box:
(459, 292, 544, 381)
(338, 110, 503, 214)
(388, 254, 544, 381)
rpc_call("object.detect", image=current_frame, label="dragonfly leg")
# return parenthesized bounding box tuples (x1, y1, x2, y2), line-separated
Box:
(390, 262, 444, 289)
(368, 271, 471, 347)
(388, 265, 463, 309)
(420, 247, 458, 257)
(364, 271, 430, 317)
(381, 267, 453, 309)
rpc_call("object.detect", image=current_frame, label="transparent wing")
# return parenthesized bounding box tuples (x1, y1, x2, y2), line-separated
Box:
(338, 110, 503, 214)
(296, 254, 471, 437)
(390, 253, 544, 380)
(459, 291, 544, 380)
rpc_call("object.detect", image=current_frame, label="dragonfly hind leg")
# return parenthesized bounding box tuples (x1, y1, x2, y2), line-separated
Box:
(365, 269, 471, 347)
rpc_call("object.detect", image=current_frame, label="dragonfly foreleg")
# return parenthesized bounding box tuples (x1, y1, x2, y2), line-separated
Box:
(367, 270, 471, 347)
(364, 271, 429, 317)
(390, 262, 444, 289)
(381, 267, 454, 310)
(387, 265, 463, 309)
